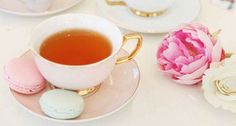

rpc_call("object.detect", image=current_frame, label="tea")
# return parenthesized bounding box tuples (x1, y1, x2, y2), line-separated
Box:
(40, 29, 112, 65)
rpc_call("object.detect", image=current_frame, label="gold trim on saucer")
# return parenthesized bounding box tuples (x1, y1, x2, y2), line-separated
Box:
(105, 0, 166, 17)
(215, 80, 236, 96)
(116, 33, 143, 64)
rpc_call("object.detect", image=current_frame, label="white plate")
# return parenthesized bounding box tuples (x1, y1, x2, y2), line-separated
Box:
(0, 0, 81, 16)
(9, 49, 140, 124)
(97, 0, 201, 33)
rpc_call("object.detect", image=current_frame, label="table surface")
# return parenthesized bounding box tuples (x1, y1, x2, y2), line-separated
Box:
(1, 0, 236, 126)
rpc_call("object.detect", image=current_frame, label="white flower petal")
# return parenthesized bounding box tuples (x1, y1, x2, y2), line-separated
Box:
(202, 55, 236, 113)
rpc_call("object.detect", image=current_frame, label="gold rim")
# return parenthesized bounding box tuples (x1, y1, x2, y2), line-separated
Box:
(116, 33, 143, 64)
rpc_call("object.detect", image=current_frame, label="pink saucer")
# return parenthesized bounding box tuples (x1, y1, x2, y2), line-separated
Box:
(4, 51, 46, 95)
(9, 49, 140, 123)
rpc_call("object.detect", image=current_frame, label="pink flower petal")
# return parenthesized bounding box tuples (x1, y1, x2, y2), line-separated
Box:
(174, 38, 192, 57)
(158, 57, 169, 65)
(182, 29, 199, 39)
(185, 38, 204, 49)
(177, 63, 208, 80)
(163, 69, 183, 76)
(158, 57, 179, 71)
(157, 58, 171, 70)
(173, 78, 202, 85)
(162, 39, 170, 47)
(162, 42, 183, 61)
(194, 54, 204, 60)
(157, 23, 222, 86)
(175, 56, 190, 65)
(181, 56, 207, 74)
(212, 39, 223, 62)
(164, 62, 175, 70)
(197, 29, 213, 58)
(182, 23, 210, 34)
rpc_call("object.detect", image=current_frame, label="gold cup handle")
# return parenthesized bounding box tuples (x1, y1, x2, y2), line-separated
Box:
(105, 0, 127, 6)
(116, 33, 143, 64)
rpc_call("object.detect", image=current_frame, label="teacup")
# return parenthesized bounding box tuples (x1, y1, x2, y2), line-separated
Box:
(30, 14, 143, 91)
(21, 0, 54, 12)
(106, 0, 176, 17)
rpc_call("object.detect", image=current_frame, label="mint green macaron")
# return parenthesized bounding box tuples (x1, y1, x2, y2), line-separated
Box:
(40, 89, 84, 120)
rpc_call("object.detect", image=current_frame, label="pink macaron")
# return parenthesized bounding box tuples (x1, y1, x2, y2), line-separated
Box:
(4, 51, 46, 95)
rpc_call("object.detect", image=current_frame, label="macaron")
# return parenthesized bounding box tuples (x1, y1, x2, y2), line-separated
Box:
(4, 52, 46, 94)
(40, 89, 84, 120)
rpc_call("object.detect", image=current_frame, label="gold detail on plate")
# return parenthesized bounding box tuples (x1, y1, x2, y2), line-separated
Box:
(105, 0, 166, 17)
(78, 85, 101, 97)
(215, 80, 236, 96)
(116, 33, 143, 64)
(130, 8, 166, 17)
(49, 84, 101, 97)
(105, 0, 127, 6)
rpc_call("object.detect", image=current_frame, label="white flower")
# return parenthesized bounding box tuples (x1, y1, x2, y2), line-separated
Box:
(202, 54, 236, 113)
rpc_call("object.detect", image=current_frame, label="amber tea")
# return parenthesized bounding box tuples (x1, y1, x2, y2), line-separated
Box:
(40, 29, 112, 65)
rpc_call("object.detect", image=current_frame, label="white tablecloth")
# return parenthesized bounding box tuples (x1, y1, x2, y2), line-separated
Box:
(1, 0, 236, 125)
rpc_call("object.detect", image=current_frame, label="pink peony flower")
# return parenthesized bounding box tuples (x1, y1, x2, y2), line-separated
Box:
(157, 24, 225, 85)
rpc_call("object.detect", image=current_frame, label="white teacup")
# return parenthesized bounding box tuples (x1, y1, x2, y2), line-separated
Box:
(30, 14, 143, 90)
(106, 0, 176, 16)
(21, 0, 54, 12)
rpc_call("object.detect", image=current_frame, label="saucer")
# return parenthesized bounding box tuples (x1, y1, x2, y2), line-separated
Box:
(8, 49, 140, 123)
(97, 0, 201, 33)
(0, 0, 81, 16)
